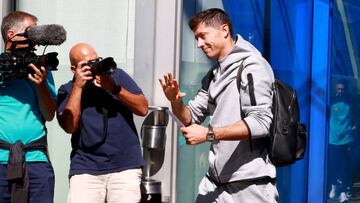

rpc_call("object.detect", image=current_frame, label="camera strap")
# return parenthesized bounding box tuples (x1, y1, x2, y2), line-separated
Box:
(79, 106, 108, 149)
(101, 107, 108, 142)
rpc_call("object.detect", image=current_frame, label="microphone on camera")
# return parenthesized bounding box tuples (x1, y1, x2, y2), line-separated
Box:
(25, 24, 67, 46)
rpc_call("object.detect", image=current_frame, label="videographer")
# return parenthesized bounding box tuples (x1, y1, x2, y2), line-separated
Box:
(0, 11, 57, 203)
(56, 43, 148, 203)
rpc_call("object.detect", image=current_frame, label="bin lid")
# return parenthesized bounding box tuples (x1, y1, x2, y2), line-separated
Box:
(149, 106, 169, 111)
(142, 106, 169, 126)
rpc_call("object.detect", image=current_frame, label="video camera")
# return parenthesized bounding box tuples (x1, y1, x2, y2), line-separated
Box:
(0, 24, 66, 85)
(0, 49, 59, 82)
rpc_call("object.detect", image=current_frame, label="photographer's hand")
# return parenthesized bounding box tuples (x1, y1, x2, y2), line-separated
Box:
(28, 64, 47, 84)
(58, 61, 93, 134)
(93, 74, 116, 91)
(73, 61, 93, 89)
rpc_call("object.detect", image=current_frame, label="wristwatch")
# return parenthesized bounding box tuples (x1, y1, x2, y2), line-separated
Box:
(207, 124, 215, 142)
(112, 84, 122, 95)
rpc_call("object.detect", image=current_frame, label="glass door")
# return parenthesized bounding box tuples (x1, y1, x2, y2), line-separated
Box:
(326, 0, 360, 202)
(178, 1, 312, 202)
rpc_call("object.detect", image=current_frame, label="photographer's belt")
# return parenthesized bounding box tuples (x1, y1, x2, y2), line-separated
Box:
(0, 136, 48, 203)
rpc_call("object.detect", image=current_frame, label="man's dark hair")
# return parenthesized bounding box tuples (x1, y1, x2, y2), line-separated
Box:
(1, 11, 38, 42)
(336, 78, 347, 87)
(188, 8, 233, 36)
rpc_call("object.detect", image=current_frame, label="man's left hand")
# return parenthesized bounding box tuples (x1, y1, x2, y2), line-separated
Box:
(93, 74, 116, 92)
(28, 64, 47, 85)
(180, 124, 208, 145)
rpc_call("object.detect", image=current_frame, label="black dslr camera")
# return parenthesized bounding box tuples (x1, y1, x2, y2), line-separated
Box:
(86, 57, 117, 76)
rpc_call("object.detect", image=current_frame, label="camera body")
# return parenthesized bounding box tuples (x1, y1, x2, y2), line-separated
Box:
(0, 48, 59, 84)
(86, 57, 117, 76)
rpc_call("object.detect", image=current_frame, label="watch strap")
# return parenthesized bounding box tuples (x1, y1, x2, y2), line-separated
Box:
(112, 84, 122, 95)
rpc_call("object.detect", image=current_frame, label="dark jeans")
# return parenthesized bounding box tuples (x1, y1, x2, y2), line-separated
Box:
(328, 143, 353, 191)
(0, 162, 54, 203)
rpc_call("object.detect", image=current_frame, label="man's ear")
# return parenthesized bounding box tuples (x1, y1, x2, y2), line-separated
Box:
(7, 30, 16, 41)
(70, 65, 77, 74)
(221, 24, 230, 38)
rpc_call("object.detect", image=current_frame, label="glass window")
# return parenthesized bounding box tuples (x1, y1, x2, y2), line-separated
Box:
(178, 0, 222, 201)
(326, 0, 360, 202)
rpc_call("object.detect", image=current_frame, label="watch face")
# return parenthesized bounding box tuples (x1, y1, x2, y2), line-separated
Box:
(207, 125, 214, 141)
(207, 131, 214, 141)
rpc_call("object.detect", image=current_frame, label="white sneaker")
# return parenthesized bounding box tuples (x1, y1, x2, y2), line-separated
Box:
(345, 187, 352, 198)
(339, 192, 349, 202)
(329, 184, 336, 199)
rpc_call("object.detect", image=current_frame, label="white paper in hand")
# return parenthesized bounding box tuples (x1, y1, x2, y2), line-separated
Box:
(166, 110, 185, 128)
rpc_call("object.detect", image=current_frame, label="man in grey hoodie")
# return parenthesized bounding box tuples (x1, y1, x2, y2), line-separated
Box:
(159, 8, 278, 203)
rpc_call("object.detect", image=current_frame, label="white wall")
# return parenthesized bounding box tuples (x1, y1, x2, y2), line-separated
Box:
(16, 1, 136, 202)
(0, 0, 14, 49)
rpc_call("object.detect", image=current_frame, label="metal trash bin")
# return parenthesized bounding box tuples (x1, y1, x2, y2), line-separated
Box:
(141, 125, 167, 149)
(140, 106, 169, 203)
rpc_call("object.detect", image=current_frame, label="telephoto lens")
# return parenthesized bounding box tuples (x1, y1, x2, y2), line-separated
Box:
(88, 57, 117, 76)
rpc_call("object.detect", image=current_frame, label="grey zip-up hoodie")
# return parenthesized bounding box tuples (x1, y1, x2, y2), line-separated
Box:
(188, 35, 276, 183)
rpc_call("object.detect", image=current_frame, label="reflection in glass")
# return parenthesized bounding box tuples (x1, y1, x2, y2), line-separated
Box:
(327, 0, 360, 202)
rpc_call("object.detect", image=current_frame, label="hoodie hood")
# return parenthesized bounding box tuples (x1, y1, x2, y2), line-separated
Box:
(217, 34, 262, 74)
(209, 34, 263, 101)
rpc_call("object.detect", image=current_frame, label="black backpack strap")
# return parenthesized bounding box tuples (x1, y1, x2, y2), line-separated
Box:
(201, 65, 217, 91)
